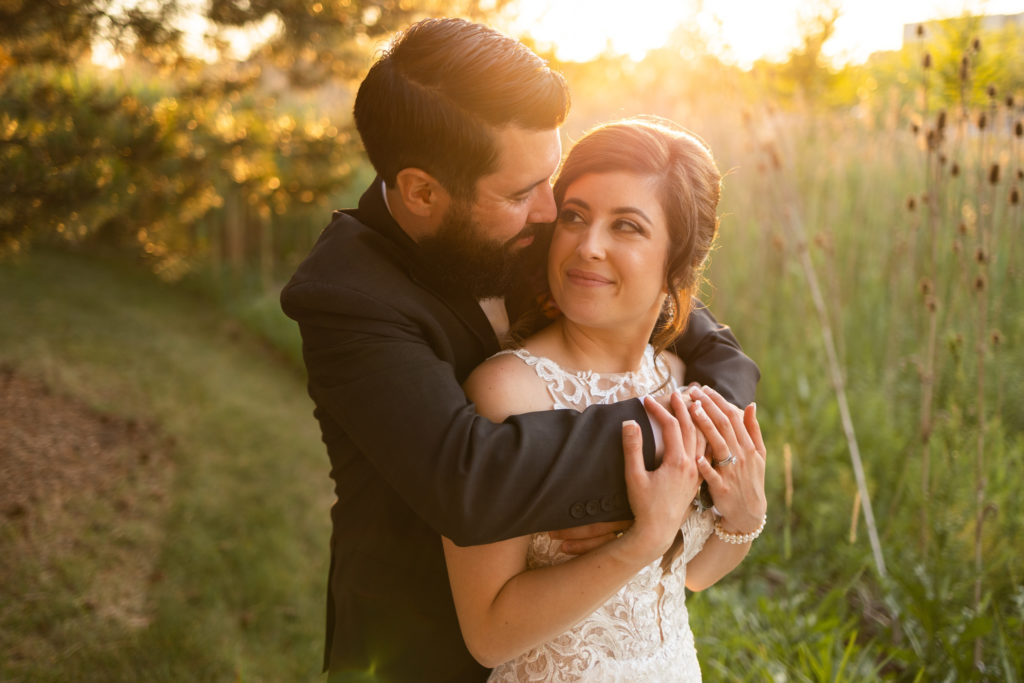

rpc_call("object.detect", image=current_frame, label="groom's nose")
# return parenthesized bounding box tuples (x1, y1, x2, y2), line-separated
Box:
(527, 182, 557, 224)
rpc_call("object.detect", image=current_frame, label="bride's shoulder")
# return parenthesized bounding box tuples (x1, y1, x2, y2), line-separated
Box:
(660, 349, 686, 386)
(463, 347, 552, 422)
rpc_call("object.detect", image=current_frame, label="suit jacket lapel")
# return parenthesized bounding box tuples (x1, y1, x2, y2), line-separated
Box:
(352, 180, 501, 357)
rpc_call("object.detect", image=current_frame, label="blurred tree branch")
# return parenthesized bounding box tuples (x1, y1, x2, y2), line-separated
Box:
(0, 0, 184, 66)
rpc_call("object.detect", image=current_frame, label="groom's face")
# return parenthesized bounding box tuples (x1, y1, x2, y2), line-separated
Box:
(465, 125, 562, 252)
(420, 126, 561, 298)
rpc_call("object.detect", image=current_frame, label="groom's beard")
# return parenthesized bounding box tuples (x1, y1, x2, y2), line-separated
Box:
(417, 200, 535, 300)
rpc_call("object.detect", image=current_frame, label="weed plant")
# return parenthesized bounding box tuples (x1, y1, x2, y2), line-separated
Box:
(679, 43, 1023, 682)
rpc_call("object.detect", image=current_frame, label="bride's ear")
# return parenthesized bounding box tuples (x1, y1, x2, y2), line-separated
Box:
(395, 168, 452, 219)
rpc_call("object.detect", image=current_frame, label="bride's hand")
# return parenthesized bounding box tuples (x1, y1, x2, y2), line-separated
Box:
(687, 386, 767, 534)
(619, 392, 701, 563)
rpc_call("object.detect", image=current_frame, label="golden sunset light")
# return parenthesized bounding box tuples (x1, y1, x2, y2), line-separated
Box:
(89, 0, 1024, 69)
(7, 0, 1024, 677)
(503, 0, 1024, 66)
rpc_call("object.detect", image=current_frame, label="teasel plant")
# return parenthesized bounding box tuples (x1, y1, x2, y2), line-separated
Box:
(991, 91, 1021, 417)
(961, 42, 1010, 673)
(915, 36, 993, 670)
(1008, 105, 1023, 278)
(911, 40, 948, 560)
(744, 113, 889, 583)
(936, 35, 1020, 671)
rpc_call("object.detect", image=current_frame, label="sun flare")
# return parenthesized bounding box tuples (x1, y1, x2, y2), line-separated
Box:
(506, 0, 693, 62)
(504, 0, 1024, 67)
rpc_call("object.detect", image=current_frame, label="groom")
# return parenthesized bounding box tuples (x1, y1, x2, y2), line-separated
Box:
(281, 17, 759, 682)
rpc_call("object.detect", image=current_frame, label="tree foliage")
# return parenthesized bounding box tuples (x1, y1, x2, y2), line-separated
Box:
(0, 0, 184, 65)
(0, 0, 511, 268)
(208, 0, 508, 85)
(1, 0, 508, 81)
(0, 64, 361, 276)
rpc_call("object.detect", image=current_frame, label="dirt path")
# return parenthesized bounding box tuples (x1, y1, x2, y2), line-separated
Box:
(0, 363, 175, 633)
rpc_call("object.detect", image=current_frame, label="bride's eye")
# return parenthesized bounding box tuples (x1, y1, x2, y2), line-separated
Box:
(557, 208, 584, 225)
(613, 218, 645, 236)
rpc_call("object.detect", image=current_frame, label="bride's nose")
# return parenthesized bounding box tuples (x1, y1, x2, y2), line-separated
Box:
(576, 226, 606, 260)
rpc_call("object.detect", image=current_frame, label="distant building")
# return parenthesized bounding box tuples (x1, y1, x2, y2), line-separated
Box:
(903, 13, 1024, 45)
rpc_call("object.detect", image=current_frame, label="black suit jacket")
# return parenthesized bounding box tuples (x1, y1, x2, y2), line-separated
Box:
(280, 181, 759, 682)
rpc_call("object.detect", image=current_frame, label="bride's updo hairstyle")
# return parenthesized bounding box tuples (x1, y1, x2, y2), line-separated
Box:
(551, 116, 722, 354)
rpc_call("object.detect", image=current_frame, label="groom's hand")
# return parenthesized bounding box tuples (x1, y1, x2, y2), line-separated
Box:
(550, 520, 633, 555)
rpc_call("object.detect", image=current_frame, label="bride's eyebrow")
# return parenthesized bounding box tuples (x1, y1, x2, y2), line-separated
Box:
(610, 207, 653, 224)
(563, 197, 651, 224)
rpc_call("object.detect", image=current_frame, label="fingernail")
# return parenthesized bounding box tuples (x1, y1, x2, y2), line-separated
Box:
(752, 402, 757, 415)
(622, 420, 639, 431)
(694, 400, 706, 417)
(702, 384, 713, 393)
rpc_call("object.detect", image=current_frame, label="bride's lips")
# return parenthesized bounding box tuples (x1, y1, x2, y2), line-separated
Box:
(566, 268, 613, 286)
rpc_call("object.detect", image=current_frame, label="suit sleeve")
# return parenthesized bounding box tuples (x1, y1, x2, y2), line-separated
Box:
(283, 280, 655, 546)
(672, 298, 760, 407)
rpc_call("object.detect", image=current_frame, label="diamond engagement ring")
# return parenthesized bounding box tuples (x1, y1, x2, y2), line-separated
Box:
(714, 454, 737, 467)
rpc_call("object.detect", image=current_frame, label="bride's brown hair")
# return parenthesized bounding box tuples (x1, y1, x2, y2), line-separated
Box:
(546, 116, 722, 354)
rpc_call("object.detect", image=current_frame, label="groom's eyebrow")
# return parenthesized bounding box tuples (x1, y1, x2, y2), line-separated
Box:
(511, 177, 549, 197)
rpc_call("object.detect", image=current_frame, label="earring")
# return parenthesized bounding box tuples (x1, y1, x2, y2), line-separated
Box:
(660, 294, 677, 326)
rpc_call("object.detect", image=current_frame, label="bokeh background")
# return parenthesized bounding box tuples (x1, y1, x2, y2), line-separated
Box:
(1, 0, 1022, 680)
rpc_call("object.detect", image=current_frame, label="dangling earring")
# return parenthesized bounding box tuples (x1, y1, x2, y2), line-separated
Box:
(660, 294, 677, 328)
(538, 290, 560, 320)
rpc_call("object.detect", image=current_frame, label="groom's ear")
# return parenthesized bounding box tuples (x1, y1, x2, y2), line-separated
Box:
(394, 168, 452, 219)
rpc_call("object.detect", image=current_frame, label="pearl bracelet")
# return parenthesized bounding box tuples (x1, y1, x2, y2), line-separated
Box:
(714, 514, 767, 545)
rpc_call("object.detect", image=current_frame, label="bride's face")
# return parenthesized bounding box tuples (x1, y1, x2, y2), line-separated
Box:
(547, 171, 670, 336)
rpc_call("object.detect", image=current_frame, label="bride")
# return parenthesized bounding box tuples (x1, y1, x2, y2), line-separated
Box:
(441, 117, 768, 681)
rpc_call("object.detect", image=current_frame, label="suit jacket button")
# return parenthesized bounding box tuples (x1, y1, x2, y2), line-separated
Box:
(600, 495, 615, 512)
(585, 499, 600, 516)
(570, 502, 586, 519)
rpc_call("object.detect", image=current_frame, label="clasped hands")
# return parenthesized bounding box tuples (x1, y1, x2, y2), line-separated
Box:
(551, 385, 767, 556)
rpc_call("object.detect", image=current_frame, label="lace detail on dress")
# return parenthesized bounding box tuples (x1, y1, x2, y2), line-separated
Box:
(487, 346, 715, 682)
(493, 345, 674, 411)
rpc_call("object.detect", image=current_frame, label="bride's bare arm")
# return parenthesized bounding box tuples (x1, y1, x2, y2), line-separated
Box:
(445, 363, 700, 667)
(442, 490, 663, 668)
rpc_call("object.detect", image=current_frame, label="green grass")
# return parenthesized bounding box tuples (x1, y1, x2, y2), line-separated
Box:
(0, 249, 332, 682)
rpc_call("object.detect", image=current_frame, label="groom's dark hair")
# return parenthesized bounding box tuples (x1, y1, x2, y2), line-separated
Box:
(353, 17, 570, 201)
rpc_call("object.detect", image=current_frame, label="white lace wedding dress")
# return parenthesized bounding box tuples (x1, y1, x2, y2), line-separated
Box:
(487, 346, 715, 683)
